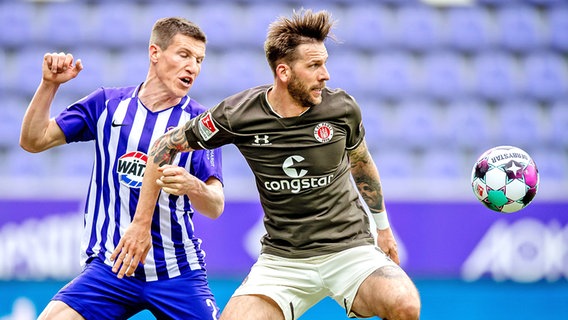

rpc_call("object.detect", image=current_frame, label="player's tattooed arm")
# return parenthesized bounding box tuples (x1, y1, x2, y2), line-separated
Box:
(348, 140, 385, 213)
(149, 125, 193, 166)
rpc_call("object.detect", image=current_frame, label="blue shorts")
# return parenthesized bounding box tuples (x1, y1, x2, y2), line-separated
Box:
(53, 258, 220, 320)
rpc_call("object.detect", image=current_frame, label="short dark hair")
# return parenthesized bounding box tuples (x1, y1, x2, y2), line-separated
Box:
(150, 17, 207, 50)
(264, 9, 336, 75)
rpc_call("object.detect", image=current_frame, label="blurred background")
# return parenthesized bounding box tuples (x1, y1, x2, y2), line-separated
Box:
(0, 0, 567, 319)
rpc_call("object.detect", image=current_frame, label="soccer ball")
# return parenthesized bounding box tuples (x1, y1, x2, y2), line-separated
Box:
(471, 146, 539, 213)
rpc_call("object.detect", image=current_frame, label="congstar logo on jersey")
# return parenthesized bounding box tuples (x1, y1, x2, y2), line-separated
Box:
(117, 151, 147, 188)
(264, 155, 333, 194)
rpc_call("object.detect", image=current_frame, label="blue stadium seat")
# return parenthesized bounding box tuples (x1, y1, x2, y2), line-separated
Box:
(332, 4, 396, 52)
(445, 99, 493, 151)
(37, 2, 89, 49)
(495, 6, 544, 53)
(549, 99, 568, 148)
(526, 0, 563, 6)
(420, 148, 464, 179)
(477, 0, 524, 6)
(471, 51, 520, 102)
(326, 50, 370, 98)
(63, 49, 109, 96)
(0, 95, 27, 149)
(396, 5, 443, 52)
(89, 2, 146, 49)
(114, 46, 150, 87)
(529, 148, 566, 182)
(240, 3, 291, 48)
(493, 99, 544, 149)
(522, 52, 568, 102)
(394, 99, 446, 150)
(53, 142, 94, 177)
(371, 148, 415, 180)
(358, 99, 394, 150)
(548, 6, 568, 52)
(143, 2, 194, 30)
(368, 51, 418, 101)
(445, 6, 494, 53)
(9, 47, 49, 95)
(0, 2, 37, 48)
(191, 3, 243, 51)
(214, 50, 272, 97)
(421, 51, 469, 101)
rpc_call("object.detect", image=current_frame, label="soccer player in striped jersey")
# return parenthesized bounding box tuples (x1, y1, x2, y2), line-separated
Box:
(20, 17, 223, 320)
(114, 9, 421, 320)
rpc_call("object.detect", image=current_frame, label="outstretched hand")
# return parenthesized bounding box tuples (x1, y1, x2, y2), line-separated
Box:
(42, 52, 83, 84)
(110, 221, 152, 278)
(377, 227, 400, 265)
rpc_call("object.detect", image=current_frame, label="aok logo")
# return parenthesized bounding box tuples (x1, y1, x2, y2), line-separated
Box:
(117, 151, 147, 188)
(264, 155, 333, 193)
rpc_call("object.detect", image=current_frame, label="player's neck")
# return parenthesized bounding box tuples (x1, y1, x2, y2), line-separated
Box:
(138, 81, 182, 112)
(267, 86, 309, 118)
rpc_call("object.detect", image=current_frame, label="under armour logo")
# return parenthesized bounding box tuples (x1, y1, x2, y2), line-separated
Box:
(253, 135, 270, 145)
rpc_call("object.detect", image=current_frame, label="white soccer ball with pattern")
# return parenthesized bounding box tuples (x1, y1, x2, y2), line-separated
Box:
(471, 146, 539, 213)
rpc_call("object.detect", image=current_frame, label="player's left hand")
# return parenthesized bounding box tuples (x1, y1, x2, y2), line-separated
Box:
(110, 221, 151, 278)
(157, 164, 200, 195)
(377, 227, 400, 265)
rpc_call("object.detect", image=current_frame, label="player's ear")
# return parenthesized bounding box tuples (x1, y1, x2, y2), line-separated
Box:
(276, 64, 289, 82)
(149, 44, 160, 62)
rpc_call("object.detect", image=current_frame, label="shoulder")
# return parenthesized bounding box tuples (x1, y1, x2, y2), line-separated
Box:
(321, 87, 361, 115)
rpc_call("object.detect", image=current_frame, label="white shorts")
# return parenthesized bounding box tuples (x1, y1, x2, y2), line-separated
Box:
(231, 245, 397, 320)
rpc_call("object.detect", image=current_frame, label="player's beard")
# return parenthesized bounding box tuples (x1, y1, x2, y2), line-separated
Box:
(287, 70, 321, 108)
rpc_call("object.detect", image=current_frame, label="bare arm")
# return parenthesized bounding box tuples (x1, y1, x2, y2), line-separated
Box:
(157, 166, 224, 219)
(348, 140, 399, 264)
(110, 124, 194, 278)
(20, 53, 83, 153)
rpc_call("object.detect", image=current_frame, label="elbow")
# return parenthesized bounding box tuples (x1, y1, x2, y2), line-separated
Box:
(210, 203, 225, 220)
(19, 139, 43, 153)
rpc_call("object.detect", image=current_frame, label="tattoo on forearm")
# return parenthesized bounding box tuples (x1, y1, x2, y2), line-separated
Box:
(150, 128, 189, 166)
(350, 142, 385, 212)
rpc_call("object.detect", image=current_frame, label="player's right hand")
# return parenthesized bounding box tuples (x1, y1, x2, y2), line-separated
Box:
(42, 52, 83, 84)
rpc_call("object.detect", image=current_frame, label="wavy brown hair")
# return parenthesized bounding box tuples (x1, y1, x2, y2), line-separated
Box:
(264, 9, 336, 76)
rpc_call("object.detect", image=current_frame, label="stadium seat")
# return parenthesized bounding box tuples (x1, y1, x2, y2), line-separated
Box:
(529, 148, 566, 182)
(393, 99, 446, 150)
(9, 46, 49, 95)
(419, 148, 464, 179)
(493, 99, 544, 149)
(240, 3, 292, 49)
(548, 6, 568, 52)
(332, 4, 396, 52)
(89, 2, 146, 49)
(445, 99, 493, 151)
(0, 95, 27, 149)
(0, 2, 37, 48)
(494, 6, 544, 53)
(420, 51, 469, 101)
(477, 0, 524, 6)
(63, 49, 109, 96)
(191, 3, 243, 51)
(395, 5, 443, 52)
(521, 52, 568, 102)
(217, 50, 272, 96)
(325, 50, 371, 98)
(368, 51, 418, 101)
(445, 6, 494, 53)
(371, 148, 415, 180)
(114, 46, 150, 87)
(37, 2, 89, 49)
(53, 142, 94, 177)
(471, 51, 520, 102)
(548, 99, 568, 148)
(526, 0, 563, 6)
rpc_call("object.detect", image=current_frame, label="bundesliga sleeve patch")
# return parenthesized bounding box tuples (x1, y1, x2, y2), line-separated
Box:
(198, 112, 219, 141)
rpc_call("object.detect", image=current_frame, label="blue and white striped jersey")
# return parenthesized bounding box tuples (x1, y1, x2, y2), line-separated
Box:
(55, 85, 223, 281)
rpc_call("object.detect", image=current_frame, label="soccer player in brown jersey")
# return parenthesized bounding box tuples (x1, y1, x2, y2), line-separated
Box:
(112, 9, 421, 320)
